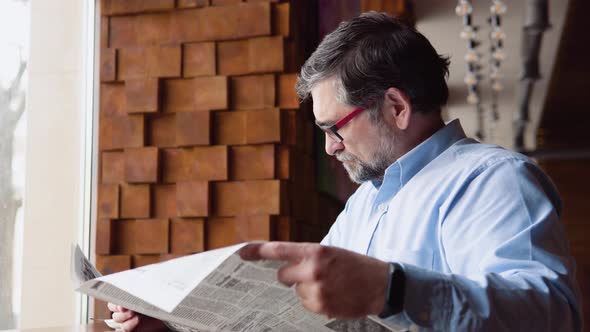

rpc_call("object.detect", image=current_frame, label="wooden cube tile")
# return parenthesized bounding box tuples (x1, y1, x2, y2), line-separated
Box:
(104, 0, 174, 15)
(249, 36, 284, 73)
(277, 216, 296, 241)
(163, 79, 195, 112)
(211, 182, 241, 216)
(236, 215, 276, 242)
(176, 111, 211, 147)
(272, 2, 290, 37)
(161, 148, 191, 183)
(117, 47, 147, 80)
(102, 151, 125, 184)
(96, 218, 114, 255)
(99, 116, 113, 151)
(148, 114, 176, 147)
(183, 42, 216, 77)
(153, 184, 177, 218)
(138, 0, 175, 13)
(100, 16, 109, 49)
(230, 75, 275, 109)
(126, 78, 160, 114)
(230, 144, 275, 180)
(170, 218, 205, 254)
(96, 255, 131, 275)
(101, 114, 145, 150)
(189, 145, 228, 181)
(136, 12, 173, 47)
(283, 110, 299, 146)
(147, 45, 181, 78)
(212, 180, 284, 216)
(206, 217, 237, 249)
(211, 0, 242, 6)
(132, 255, 162, 267)
(212, 111, 246, 145)
(176, 181, 210, 217)
(243, 180, 285, 215)
(171, 9, 203, 43)
(283, 39, 298, 73)
(246, 108, 282, 143)
(197, 6, 240, 41)
(109, 15, 139, 48)
(276, 145, 291, 180)
(178, 0, 210, 8)
(113, 219, 137, 254)
(120, 184, 150, 218)
(100, 48, 117, 82)
(100, 83, 126, 117)
(135, 219, 169, 254)
(278, 74, 299, 109)
(194, 76, 228, 110)
(98, 184, 119, 219)
(217, 40, 249, 76)
(103, 0, 135, 15)
(125, 147, 159, 183)
(236, 2, 271, 38)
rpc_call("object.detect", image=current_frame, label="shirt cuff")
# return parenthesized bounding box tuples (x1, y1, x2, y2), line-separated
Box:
(397, 263, 451, 329)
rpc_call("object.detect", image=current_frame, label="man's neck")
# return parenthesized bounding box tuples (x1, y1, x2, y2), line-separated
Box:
(395, 112, 445, 159)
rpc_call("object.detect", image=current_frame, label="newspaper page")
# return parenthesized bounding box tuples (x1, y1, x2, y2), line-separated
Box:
(71, 244, 101, 287)
(77, 243, 400, 332)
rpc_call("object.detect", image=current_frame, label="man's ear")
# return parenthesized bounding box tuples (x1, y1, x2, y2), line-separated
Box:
(383, 87, 412, 130)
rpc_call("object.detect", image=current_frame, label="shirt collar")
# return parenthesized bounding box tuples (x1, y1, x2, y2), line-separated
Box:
(371, 119, 466, 190)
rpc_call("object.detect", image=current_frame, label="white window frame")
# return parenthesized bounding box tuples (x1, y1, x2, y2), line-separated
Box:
(19, 0, 97, 328)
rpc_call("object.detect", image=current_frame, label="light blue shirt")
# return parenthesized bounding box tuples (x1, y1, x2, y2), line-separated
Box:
(321, 120, 581, 331)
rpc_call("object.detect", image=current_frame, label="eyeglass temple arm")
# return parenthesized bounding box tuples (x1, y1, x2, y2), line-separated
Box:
(334, 107, 364, 129)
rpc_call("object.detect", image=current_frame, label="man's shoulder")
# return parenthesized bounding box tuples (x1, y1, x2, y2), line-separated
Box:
(443, 138, 534, 173)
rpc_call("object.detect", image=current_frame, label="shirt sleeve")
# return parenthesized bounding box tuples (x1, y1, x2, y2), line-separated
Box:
(386, 158, 582, 331)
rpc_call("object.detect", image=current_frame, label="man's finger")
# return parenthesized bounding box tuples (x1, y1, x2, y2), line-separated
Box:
(112, 310, 135, 323)
(239, 242, 310, 262)
(277, 262, 309, 286)
(107, 302, 119, 312)
(120, 315, 140, 332)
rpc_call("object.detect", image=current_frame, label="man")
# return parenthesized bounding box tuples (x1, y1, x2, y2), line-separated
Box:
(110, 12, 581, 331)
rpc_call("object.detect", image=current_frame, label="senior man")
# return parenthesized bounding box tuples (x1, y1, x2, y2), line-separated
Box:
(110, 12, 581, 331)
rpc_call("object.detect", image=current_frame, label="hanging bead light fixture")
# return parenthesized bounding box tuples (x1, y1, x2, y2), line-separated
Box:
(456, 0, 484, 138)
(456, 0, 507, 140)
(488, 0, 507, 125)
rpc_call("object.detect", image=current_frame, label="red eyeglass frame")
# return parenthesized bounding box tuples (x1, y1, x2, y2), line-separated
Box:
(316, 107, 365, 143)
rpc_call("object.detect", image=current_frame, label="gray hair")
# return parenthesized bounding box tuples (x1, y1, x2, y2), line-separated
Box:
(296, 11, 450, 120)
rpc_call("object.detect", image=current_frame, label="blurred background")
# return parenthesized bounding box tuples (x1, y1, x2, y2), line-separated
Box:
(0, 0, 587, 330)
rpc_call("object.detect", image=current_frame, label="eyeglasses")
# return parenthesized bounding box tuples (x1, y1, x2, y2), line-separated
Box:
(316, 107, 365, 143)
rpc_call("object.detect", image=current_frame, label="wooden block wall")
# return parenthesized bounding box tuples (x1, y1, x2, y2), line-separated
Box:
(95, 0, 340, 319)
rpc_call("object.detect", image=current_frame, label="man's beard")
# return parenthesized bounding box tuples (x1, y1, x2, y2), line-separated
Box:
(335, 133, 396, 184)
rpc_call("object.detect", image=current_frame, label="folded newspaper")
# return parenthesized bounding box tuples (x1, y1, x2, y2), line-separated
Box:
(72, 243, 402, 332)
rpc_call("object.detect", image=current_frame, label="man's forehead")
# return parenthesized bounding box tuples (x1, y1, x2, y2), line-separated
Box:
(311, 78, 344, 122)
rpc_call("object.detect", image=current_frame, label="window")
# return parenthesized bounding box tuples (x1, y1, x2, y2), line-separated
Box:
(0, 0, 30, 329)
(8, 0, 97, 328)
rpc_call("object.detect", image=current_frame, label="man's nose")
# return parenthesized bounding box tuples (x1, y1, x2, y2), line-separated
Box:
(325, 133, 344, 156)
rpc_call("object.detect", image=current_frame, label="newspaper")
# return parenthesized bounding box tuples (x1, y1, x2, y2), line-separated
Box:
(73, 243, 399, 332)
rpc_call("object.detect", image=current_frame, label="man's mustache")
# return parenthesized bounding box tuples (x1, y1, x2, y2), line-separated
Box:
(335, 152, 356, 162)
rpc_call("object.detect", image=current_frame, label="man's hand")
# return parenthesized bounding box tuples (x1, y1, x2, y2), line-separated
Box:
(107, 303, 167, 331)
(239, 242, 390, 318)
